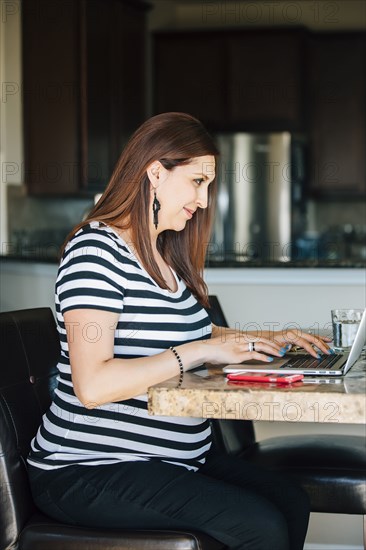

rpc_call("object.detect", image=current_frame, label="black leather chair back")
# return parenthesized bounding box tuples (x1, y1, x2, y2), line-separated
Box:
(0, 308, 60, 550)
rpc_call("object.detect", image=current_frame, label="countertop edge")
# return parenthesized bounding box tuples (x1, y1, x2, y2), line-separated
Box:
(148, 386, 365, 424)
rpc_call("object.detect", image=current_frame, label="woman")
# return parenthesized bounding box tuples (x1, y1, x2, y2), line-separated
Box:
(28, 112, 331, 549)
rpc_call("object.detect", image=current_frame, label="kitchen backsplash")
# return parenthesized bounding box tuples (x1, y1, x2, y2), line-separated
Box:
(6, 185, 93, 259)
(299, 199, 366, 261)
(307, 199, 366, 234)
(5, 184, 366, 264)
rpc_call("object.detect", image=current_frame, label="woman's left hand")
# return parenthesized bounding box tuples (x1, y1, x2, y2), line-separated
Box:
(272, 329, 333, 358)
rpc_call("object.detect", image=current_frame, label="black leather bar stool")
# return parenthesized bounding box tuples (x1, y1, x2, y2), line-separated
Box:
(0, 308, 224, 550)
(207, 295, 366, 549)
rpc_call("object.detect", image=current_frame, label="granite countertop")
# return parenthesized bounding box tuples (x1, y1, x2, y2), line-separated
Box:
(148, 357, 366, 424)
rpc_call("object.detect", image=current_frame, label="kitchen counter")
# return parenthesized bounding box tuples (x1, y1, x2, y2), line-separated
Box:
(148, 357, 366, 424)
(1, 253, 365, 269)
(0, 253, 61, 264)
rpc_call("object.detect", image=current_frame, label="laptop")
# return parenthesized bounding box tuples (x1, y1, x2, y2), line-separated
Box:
(223, 308, 366, 377)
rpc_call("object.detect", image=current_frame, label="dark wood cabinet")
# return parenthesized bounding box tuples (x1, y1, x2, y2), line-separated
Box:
(23, 0, 148, 196)
(308, 33, 366, 196)
(22, 0, 81, 195)
(228, 30, 305, 130)
(154, 32, 227, 129)
(153, 29, 304, 131)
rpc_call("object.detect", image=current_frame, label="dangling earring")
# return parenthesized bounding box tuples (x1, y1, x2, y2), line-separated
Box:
(152, 189, 161, 229)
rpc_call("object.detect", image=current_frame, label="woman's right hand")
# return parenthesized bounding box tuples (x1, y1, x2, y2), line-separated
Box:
(198, 332, 286, 367)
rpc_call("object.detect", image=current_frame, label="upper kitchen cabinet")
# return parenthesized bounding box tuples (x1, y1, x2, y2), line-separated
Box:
(153, 29, 305, 131)
(228, 29, 305, 131)
(308, 33, 366, 197)
(153, 32, 227, 128)
(22, 0, 149, 196)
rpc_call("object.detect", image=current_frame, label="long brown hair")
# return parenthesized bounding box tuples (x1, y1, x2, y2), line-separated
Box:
(61, 112, 219, 307)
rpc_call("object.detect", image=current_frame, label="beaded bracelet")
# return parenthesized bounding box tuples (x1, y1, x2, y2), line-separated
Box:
(169, 346, 184, 388)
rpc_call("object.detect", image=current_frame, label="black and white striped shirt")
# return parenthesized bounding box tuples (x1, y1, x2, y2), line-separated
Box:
(28, 222, 212, 472)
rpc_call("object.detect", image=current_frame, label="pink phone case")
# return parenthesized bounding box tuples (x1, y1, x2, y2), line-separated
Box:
(226, 372, 304, 384)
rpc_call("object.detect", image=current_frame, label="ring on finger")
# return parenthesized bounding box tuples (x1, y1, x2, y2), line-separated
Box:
(248, 342, 256, 352)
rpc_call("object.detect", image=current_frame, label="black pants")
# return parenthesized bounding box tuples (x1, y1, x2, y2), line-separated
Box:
(28, 452, 310, 550)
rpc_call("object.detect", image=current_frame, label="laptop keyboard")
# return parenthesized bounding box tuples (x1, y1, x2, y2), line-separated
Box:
(280, 353, 343, 370)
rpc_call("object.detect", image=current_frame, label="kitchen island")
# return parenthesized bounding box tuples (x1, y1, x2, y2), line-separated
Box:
(148, 358, 366, 424)
(1, 257, 365, 325)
